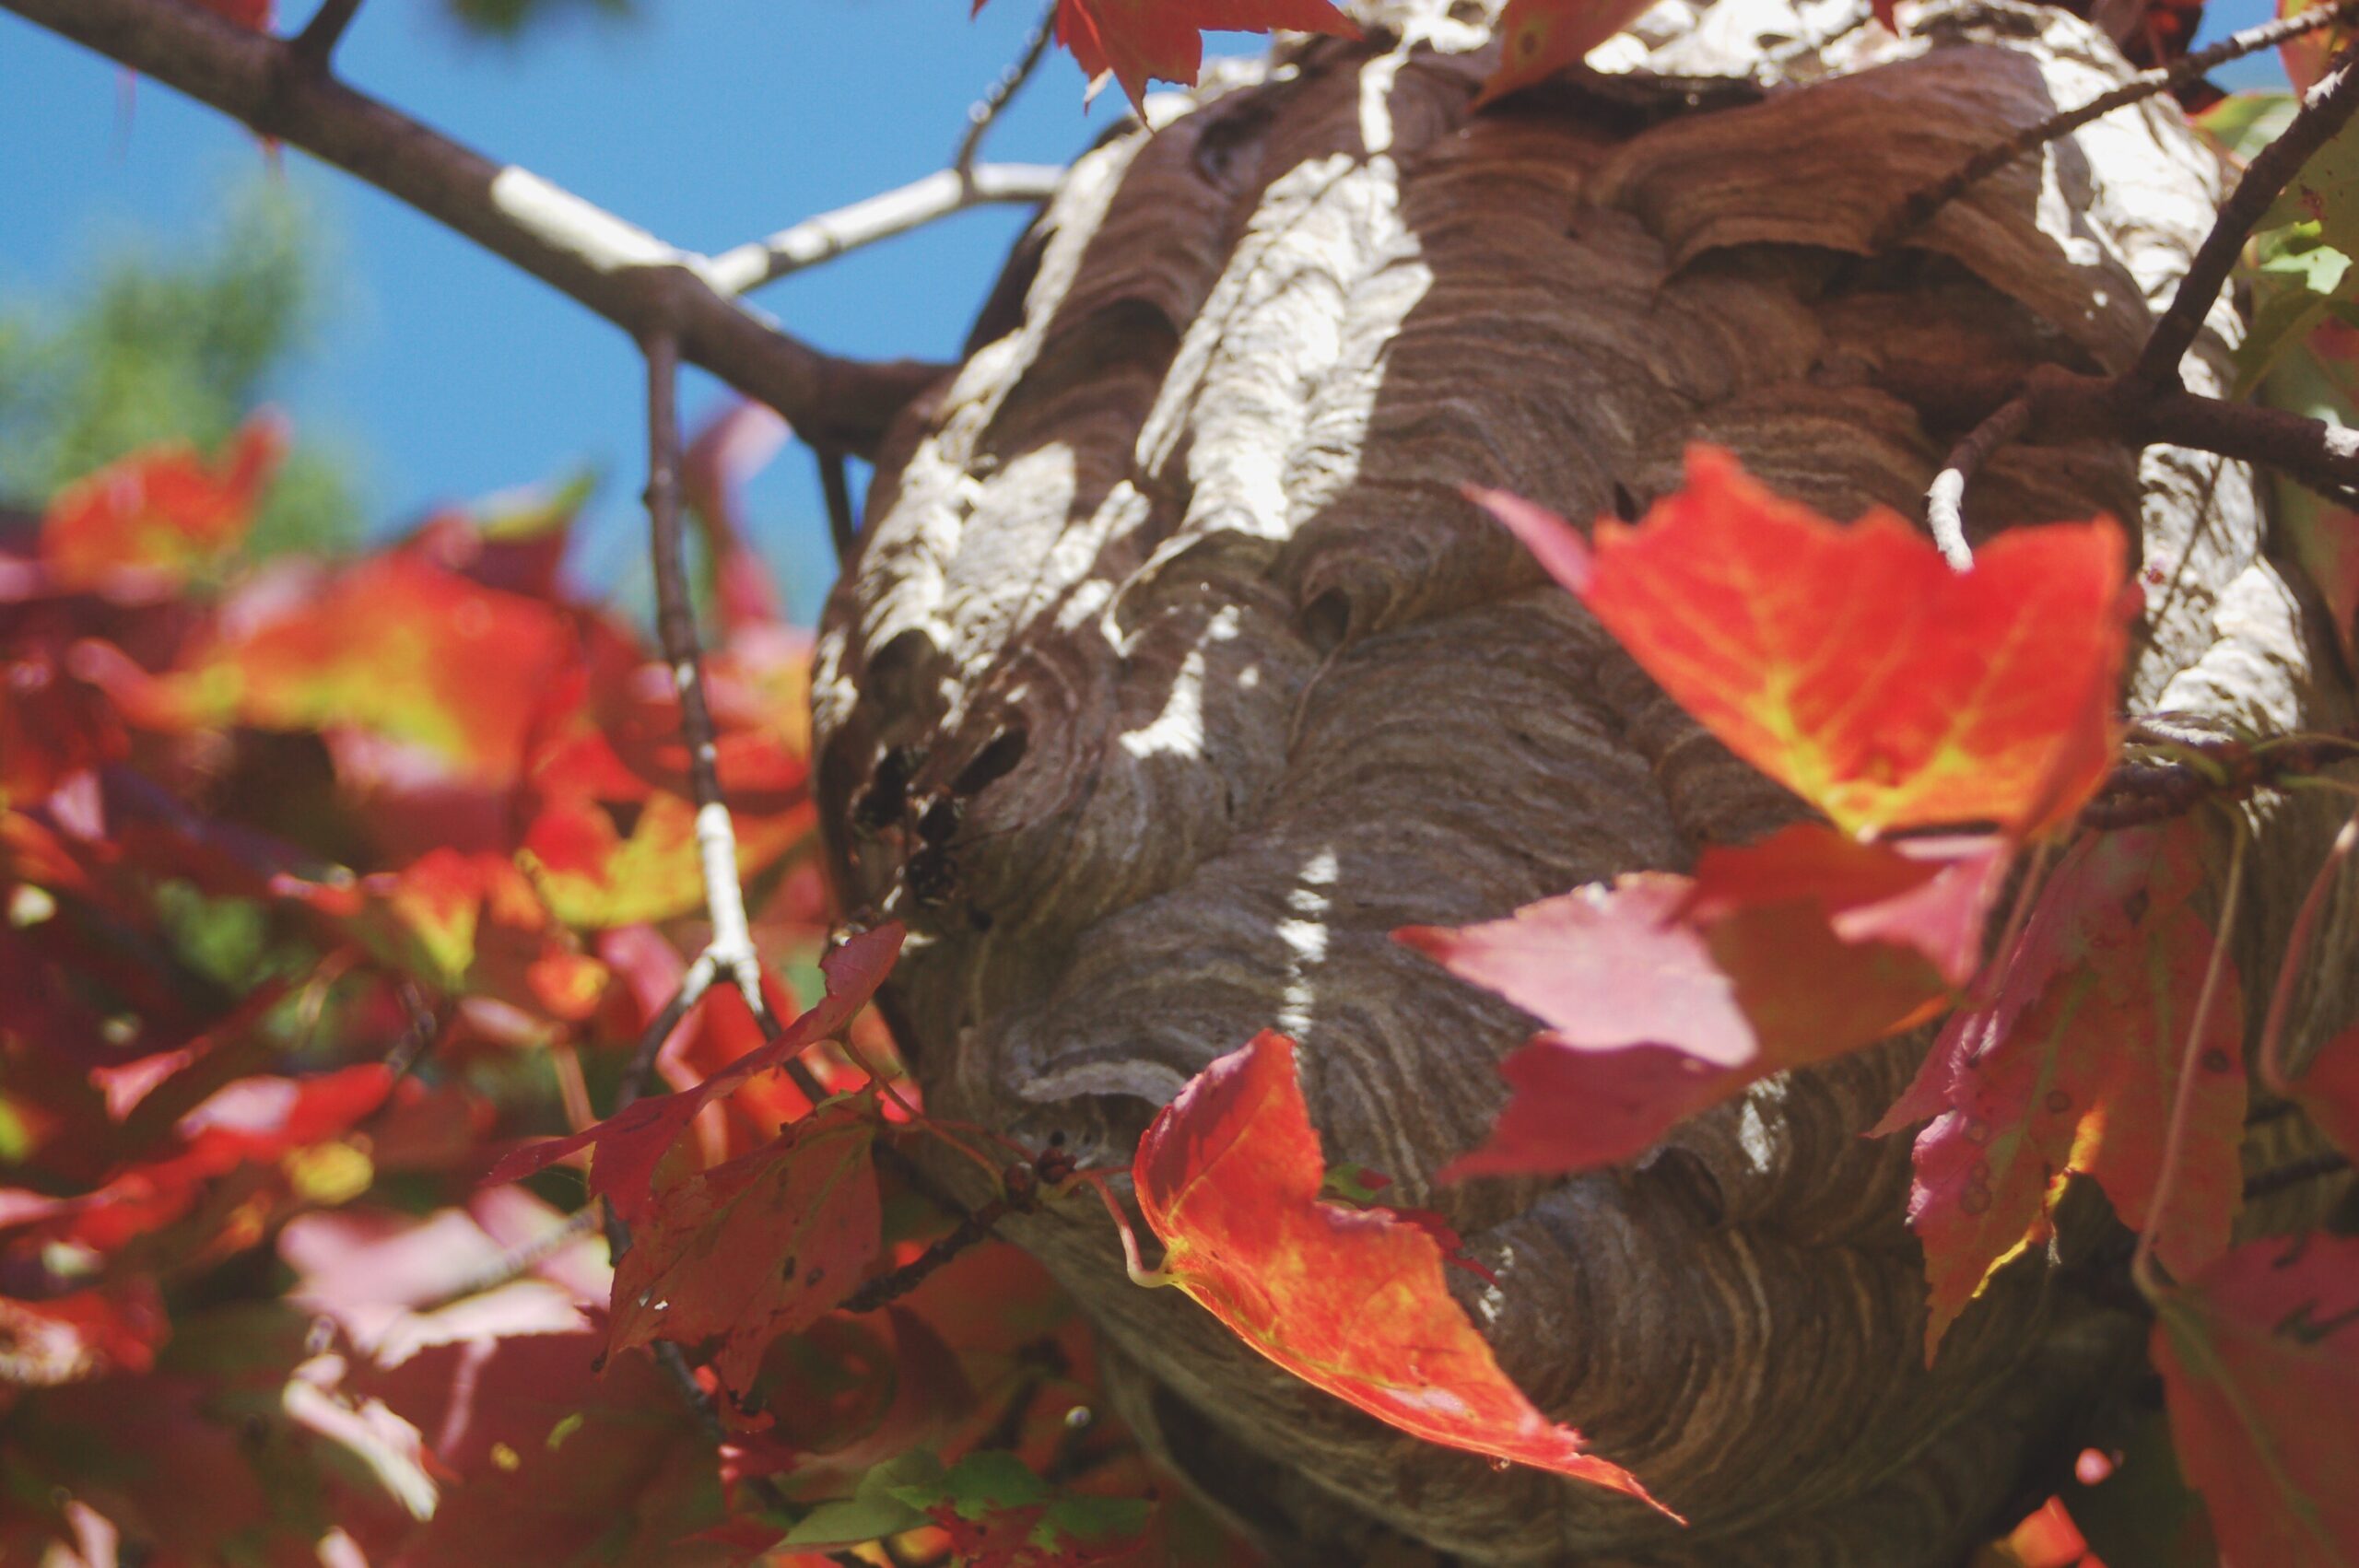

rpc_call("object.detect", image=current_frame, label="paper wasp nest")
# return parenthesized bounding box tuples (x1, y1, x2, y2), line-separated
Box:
(813, 1, 2357, 1559)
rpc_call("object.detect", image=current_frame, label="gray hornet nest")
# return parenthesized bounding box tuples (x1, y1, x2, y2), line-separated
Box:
(812, 1, 2359, 1560)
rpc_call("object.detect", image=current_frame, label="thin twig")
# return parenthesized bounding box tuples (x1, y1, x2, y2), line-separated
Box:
(2133, 34, 2359, 391)
(2080, 727, 2359, 830)
(1909, 362, 2359, 510)
(2257, 802, 2359, 1096)
(1924, 395, 2026, 568)
(643, 324, 769, 1028)
(288, 0, 363, 70)
(705, 162, 1064, 297)
(1878, 0, 2359, 250)
(954, 0, 1058, 175)
(2132, 818, 2247, 1296)
(839, 1194, 1011, 1312)
(381, 981, 446, 1082)
(615, 957, 716, 1117)
(419, 1206, 603, 1310)
(5, 0, 939, 456)
(2243, 1149, 2353, 1201)
(817, 445, 858, 565)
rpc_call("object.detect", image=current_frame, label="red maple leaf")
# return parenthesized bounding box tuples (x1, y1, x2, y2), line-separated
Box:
(1131, 1031, 1674, 1509)
(0, 1282, 168, 1382)
(980, 0, 1360, 112)
(2152, 1233, 2359, 1566)
(1877, 822, 2246, 1353)
(40, 414, 286, 591)
(484, 922, 902, 1222)
(278, 848, 609, 1024)
(2293, 1024, 2359, 1163)
(169, 550, 578, 789)
(1472, 449, 2134, 837)
(0, 1063, 393, 1253)
(1402, 833, 1988, 1179)
(1476, 0, 1665, 106)
(606, 1101, 881, 1394)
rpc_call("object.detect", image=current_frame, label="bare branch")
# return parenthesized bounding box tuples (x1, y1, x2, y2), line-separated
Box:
(817, 445, 858, 564)
(1924, 395, 2026, 568)
(5, 0, 940, 456)
(1907, 356, 2359, 556)
(2133, 35, 2359, 390)
(705, 162, 1064, 297)
(288, 0, 363, 70)
(1879, 0, 2359, 250)
(640, 323, 769, 1027)
(955, 0, 1058, 175)
(2080, 723, 2359, 829)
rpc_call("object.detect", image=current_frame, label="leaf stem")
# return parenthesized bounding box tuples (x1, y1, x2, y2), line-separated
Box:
(288, 0, 362, 70)
(1923, 394, 2026, 568)
(2132, 32, 2359, 392)
(954, 0, 1058, 175)
(2132, 815, 2248, 1299)
(1878, 0, 2359, 252)
(1081, 1171, 1170, 1288)
(2256, 802, 2359, 1097)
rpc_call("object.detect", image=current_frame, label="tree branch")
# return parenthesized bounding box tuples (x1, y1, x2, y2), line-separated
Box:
(6, 0, 939, 457)
(2133, 34, 2359, 390)
(705, 162, 1064, 297)
(817, 445, 858, 564)
(1925, 395, 2026, 568)
(954, 0, 1058, 175)
(1878, 0, 2359, 251)
(288, 0, 362, 70)
(1914, 361, 2359, 536)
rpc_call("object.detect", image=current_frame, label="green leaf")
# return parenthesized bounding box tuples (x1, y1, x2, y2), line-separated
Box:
(782, 1493, 929, 1548)
(2201, 92, 2298, 162)
(2265, 122, 2359, 255)
(1042, 1495, 1156, 1545)
(785, 1454, 945, 1548)
(895, 1450, 1049, 1518)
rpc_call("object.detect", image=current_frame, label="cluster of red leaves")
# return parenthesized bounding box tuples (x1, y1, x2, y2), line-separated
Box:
(1292, 446, 2353, 1556)
(1051, 445, 2355, 1556)
(980, 0, 1359, 111)
(0, 414, 1239, 1567)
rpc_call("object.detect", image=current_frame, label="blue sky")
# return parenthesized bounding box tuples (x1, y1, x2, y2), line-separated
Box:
(0, 0, 2284, 620)
(0, 0, 1129, 620)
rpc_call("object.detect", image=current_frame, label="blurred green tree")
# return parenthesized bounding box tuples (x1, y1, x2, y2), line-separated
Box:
(0, 179, 357, 556)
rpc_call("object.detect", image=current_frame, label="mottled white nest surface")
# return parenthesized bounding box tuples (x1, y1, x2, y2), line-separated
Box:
(812, 2, 2359, 1561)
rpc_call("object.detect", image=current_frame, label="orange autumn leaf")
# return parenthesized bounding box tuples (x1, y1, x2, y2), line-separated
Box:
(515, 638, 814, 930)
(1472, 449, 2134, 837)
(1132, 1031, 1672, 1510)
(281, 848, 608, 1023)
(1476, 0, 1661, 105)
(1877, 822, 2246, 1355)
(40, 414, 286, 591)
(980, 0, 1359, 112)
(486, 923, 903, 1223)
(173, 551, 576, 788)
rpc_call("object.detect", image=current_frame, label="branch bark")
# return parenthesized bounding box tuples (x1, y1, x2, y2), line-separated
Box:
(2133, 34, 2359, 389)
(6, 0, 939, 457)
(706, 162, 1064, 296)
